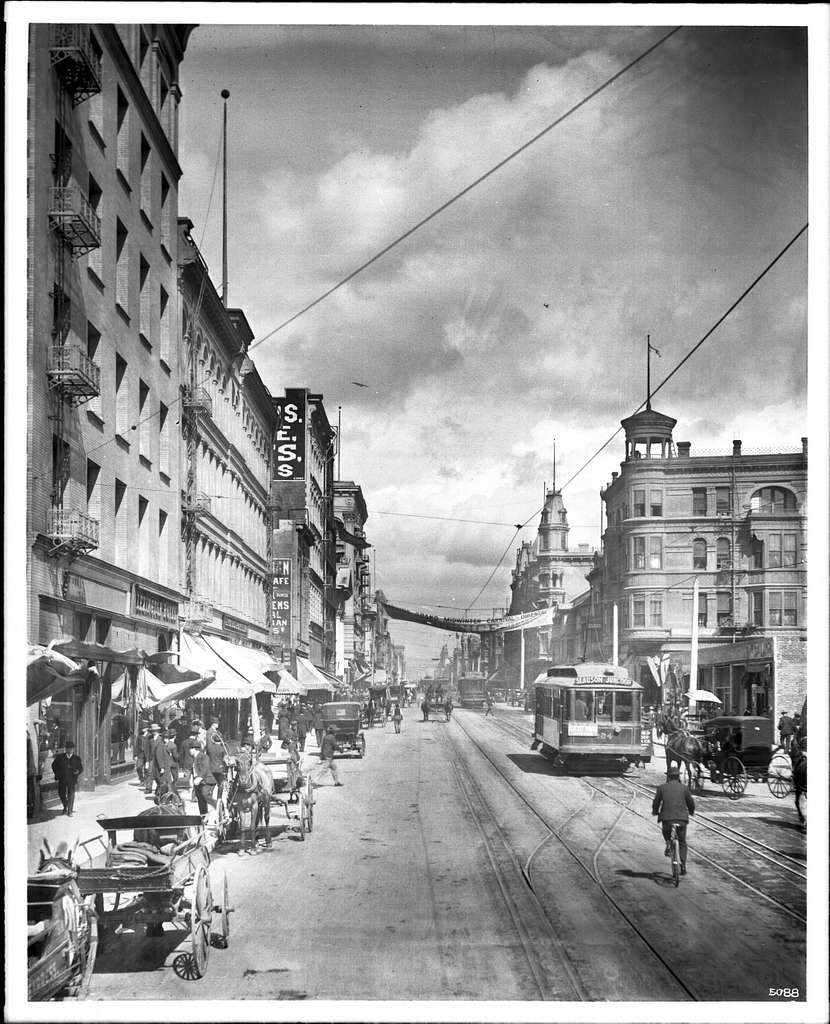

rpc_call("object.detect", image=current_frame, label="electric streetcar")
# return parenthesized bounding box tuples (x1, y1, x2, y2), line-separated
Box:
(531, 662, 652, 772)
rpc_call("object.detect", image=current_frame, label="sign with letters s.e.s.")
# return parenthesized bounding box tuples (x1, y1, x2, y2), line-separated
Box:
(271, 558, 291, 647)
(274, 389, 306, 480)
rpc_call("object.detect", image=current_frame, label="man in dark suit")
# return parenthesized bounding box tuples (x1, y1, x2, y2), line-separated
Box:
(652, 765, 695, 874)
(52, 741, 83, 816)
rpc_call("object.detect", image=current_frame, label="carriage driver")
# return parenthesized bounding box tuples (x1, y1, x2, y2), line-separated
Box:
(652, 765, 696, 875)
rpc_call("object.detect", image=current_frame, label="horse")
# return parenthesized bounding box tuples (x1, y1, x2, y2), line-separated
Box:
(664, 728, 703, 789)
(791, 740, 807, 827)
(232, 750, 273, 854)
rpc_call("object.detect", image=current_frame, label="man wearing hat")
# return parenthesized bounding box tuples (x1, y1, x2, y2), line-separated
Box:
(206, 717, 227, 798)
(134, 721, 150, 786)
(51, 741, 83, 816)
(651, 765, 695, 874)
(318, 725, 343, 787)
(188, 739, 212, 818)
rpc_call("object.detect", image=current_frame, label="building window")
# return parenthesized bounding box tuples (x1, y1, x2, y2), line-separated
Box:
(633, 536, 645, 570)
(751, 537, 764, 569)
(698, 591, 708, 627)
(87, 321, 102, 419)
(138, 380, 151, 460)
(159, 401, 169, 475)
(138, 495, 149, 577)
(160, 174, 170, 252)
(158, 509, 168, 582)
(86, 459, 101, 522)
(632, 594, 645, 628)
(649, 595, 663, 627)
(693, 538, 707, 570)
(114, 478, 128, 565)
(87, 174, 103, 282)
(51, 434, 70, 506)
(783, 534, 798, 567)
(692, 488, 707, 516)
(633, 489, 646, 517)
(716, 537, 731, 569)
(716, 487, 731, 515)
(717, 592, 732, 625)
(159, 285, 170, 365)
(750, 591, 763, 626)
(115, 219, 129, 315)
(648, 536, 662, 569)
(139, 254, 151, 344)
(87, 32, 104, 141)
(769, 592, 798, 626)
(140, 135, 152, 220)
(650, 489, 663, 517)
(750, 487, 797, 514)
(116, 87, 130, 182)
(768, 534, 782, 568)
(115, 353, 129, 437)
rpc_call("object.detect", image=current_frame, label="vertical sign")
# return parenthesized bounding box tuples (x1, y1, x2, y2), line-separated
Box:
(271, 558, 292, 656)
(274, 389, 306, 479)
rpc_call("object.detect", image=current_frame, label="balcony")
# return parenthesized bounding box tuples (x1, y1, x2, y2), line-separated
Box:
(183, 492, 212, 516)
(182, 384, 213, 418)
(45, 506, 99, 555)
(49, 25, 102, 105)
(47, 342, 101, 403)
(48, 186, 101, 257)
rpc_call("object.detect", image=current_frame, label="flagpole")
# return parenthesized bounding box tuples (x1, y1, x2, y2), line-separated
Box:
(646, 334, 651, 410)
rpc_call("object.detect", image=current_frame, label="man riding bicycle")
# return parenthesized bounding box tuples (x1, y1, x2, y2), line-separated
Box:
(652, 764, 696, 875)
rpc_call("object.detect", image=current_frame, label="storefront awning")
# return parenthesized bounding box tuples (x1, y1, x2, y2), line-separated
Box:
(51, 638, 146, 665)
(296, 657, 335, 695)
(200, 634, 277, 692)
(274, 669, 306, 696)
(179, 633, 276, 699)
(27, 645, 86, 705)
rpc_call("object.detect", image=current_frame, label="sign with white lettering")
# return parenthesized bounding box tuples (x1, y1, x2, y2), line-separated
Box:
(568, 722, 599, 736)
(273, 389, 306, 480)
(271, 558, 291, 648)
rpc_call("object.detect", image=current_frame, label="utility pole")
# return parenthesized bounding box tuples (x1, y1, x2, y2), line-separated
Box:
(221, 89, 229, 307)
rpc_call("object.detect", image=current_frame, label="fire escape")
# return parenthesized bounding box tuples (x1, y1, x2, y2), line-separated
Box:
(45, 26, 102, 559)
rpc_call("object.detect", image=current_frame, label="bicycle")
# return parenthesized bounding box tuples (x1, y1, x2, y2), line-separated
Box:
(668, 822, 681, 887)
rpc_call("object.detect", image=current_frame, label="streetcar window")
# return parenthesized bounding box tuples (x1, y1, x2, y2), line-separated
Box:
(613, 691, 634, 722)
(594, 691, 612, 721)
(573, 691, 591, 720)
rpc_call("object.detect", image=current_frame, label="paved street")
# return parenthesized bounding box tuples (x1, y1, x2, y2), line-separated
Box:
(28, 702, 805, 1004)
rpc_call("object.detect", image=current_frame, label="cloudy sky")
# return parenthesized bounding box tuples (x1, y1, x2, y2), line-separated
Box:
(175, 13, 811, 676)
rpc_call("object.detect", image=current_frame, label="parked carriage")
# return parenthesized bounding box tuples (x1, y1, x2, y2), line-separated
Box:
(697, 715, 793, 799)
(76, 812, 230, 979)
(367, 686, 391, 726)
(259, 748, 315, 839)
(531, 662, 652, 772)
(321, 701, 367, 757)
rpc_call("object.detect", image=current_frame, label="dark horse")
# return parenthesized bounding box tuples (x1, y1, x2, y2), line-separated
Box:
(232, 751, 273, 854)
(791, 740, 807, 827)
(664, 729, 703, 789)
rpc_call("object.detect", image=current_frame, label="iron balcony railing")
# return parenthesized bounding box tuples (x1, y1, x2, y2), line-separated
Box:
(49, 24, 103, 105)
(47, 342, 101, 399)
(183, 492, 212, 515)
(46, 506, 99, 551)
(182, 384, 213, 418)
(48, 185, 101, 256)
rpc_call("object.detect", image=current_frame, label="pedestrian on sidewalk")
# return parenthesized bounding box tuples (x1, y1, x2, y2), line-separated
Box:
(52, 740, 83, 816)
(295, 706, 308, 752)
(319, 725, 343, 786)
(312, 702, 324, 748)
(151, 726, 174, 800)
(777, 711, 795, 748)
(392, 703, 403, 734)
(134, 722, 150, 786)
(206, 717, 227, 799)
(484, 694, 494, 717)
(189, 740, 212, 817)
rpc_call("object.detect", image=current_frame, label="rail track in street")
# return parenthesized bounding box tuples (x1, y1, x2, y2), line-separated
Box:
(448, 711, 701, 1000)
(486, 710, 807, 924)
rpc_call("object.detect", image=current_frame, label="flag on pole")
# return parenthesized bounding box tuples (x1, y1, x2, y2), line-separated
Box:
(648, 340, 662, 357)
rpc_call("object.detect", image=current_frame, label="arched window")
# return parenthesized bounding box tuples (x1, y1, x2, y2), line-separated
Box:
(693, 538, 707, 570)
(750, 486, 797, 513)
(716, 537, 731, 569)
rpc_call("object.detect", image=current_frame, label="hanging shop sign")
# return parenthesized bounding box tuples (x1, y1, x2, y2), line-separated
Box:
(133, 586, 179, 627)
(271, 558, 292, 648)
(221, 612, 249, 637)
(274, 389, 306, 480)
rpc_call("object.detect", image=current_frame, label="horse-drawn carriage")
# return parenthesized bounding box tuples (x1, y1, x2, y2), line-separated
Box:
(75, 810, 231, 979)
(366, 687, 390, 727)
(322, 701, 366, 756)
(28, 841, 98, 1001)
(666, 715, 795, 800)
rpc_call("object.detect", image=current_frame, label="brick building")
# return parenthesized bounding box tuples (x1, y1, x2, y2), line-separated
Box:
(333, 481, 373, 685)
(27, 24, 193, 787)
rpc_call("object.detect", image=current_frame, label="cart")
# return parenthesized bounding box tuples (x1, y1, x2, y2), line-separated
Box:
(367, 687, 390, 727)
(321, 701, 366, 757)
(28, 843, 98, 1001)
(698, 716, 791, 800)
(259, 750, 316, 839)
(76, 813, 231, 979)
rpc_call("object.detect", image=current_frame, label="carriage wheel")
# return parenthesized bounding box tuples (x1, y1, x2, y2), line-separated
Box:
(297, 790, 306, 841)
(722, 756, 748, 799)
(93, 893, 107, 953)
(190, 864, 212, 978)
(216, 872, 231, 946)
(215, 792, 229, 843)
(767, 752, 793, 799)
(300, 777, 314, 835)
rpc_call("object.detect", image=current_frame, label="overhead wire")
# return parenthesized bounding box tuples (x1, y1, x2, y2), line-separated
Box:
(247, 26, 682, 352)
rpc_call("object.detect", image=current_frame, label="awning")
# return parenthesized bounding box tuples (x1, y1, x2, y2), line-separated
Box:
(51, 638, 146, 665)
(200, 634, 276, 692)
(274, 669, 306, 696)
(337, 522, 371, 550)
(27, 645, 86, 705)
(179, 633, 275, 699)
(296, 657, 335, 695)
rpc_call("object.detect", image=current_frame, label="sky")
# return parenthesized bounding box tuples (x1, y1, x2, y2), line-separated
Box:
(173, 13, 813, 678)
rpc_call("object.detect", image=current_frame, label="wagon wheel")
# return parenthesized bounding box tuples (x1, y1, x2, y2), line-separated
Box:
(215, 790, 230, 843)
(767, 752, 793, 799)
(296, 789, 306, 841)
(721, 755, 748, 799)
(357, 735, 366, 758)
(190, 864, 212, 978)
(301, 776, 314, 834)
(215, 872, 231, 947)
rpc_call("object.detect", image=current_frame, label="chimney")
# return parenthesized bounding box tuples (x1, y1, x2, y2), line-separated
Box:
(732, 439, 742, 457)
(611, 471, 618, 481)
(677, 441, 691, 457)
(802, 437, 808, 456)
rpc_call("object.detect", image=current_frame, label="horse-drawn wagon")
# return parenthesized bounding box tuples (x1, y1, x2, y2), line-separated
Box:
(28, 841, 98, 1001)
(75, 811, 230, 979)
(258, 747, 315, 840)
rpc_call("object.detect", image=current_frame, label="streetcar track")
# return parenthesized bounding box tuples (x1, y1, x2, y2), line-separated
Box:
(450, 711, 700, 1001)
